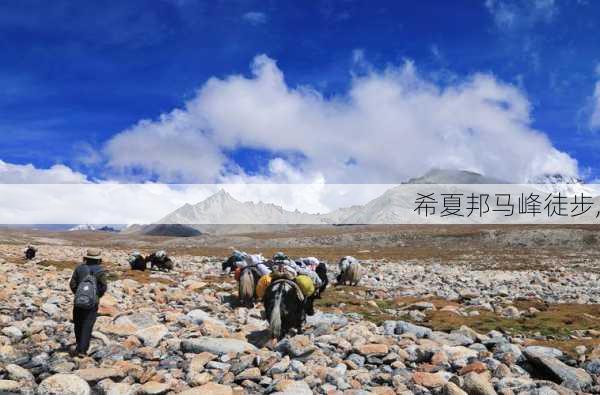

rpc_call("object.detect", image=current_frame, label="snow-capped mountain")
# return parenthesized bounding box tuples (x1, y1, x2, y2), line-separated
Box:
(158, 189, 325, 225)
(68, 224, 97, 231)
(148, 169, 599, 230)
(405, 168, 507, 184)
(68, 224, 122, 232)
(528, 173, 594, 196)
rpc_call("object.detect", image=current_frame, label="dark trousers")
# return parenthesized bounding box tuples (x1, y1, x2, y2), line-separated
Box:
(73, 307, 98, 354)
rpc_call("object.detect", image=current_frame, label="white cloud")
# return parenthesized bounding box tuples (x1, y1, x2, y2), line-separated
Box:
(242, 11, 267, 25)
(104, 108, 227, 182)
(0, 160, 88, 183)
(485, 0, 558, 31)
(586, 64, 600, 131)
(589, 81, 600, 130)
(103, 54, 578, 183)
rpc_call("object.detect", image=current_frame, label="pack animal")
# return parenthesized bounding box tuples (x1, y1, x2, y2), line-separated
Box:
(338, 257, 362, 286)
(264, 279, 306, 339)
(238, 266, 261, 307)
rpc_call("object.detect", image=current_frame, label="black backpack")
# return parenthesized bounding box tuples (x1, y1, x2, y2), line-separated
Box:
(74, 266, 100, 309)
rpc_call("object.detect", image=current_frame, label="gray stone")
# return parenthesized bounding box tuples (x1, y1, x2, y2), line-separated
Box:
(114, 312, 156, 330)
(135, 324, 168, 347)
(346, 353, 366, 367)
(269, 356, 290, 374)
(0, 380, 20, 393)
(181, 337, 257, 354)
(523, 346, 563, 360)
(382, 321, 397, 336)
(395, 321, 432, 338)
(528, 355, 592, 391)
(186, 309, 211, 324)
(37, 374, 91, 395)
(306, 312, 348, 328)
(41, 303, 60, 316)
(2, 326, 23, 341)
(462, 372, 497, 395)
(75, 367, 125, 382)
(585, 359, 600, 375)
(6, 364, 35, 381)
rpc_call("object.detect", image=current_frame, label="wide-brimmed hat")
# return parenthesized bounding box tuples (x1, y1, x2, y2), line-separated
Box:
(84, 248, 102, 260)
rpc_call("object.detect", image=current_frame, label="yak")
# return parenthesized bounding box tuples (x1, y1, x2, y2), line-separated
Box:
(337, 258, 362, 286)
(238, 265, 261, 307)
(263, 279, 306, 339)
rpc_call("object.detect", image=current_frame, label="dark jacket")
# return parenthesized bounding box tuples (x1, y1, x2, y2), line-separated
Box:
(69, 261, 108, 298)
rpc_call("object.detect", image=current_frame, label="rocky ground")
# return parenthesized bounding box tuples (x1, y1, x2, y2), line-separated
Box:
(1, 231, 600, 394)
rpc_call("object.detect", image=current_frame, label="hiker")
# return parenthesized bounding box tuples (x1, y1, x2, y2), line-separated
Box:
(24, 245, 37, 260)
(146, 250, 174, 271)
(222, 250, 247, 273)
(127, 251, 146, 271)
(337, 255, 362, 286)
(69, 248, 108, 356)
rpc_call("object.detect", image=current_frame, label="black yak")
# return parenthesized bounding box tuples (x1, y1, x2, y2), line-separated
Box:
(264, 279, 306, 339)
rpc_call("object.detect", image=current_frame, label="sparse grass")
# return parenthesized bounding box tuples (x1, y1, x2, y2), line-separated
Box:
(525, 338, 600, 358)
(107, 268, 174, 285)
(37, 260, 79, 270)
(422, 302, 600, 337)
(315, 286, 396, 324)
(37, 259, 176, 285)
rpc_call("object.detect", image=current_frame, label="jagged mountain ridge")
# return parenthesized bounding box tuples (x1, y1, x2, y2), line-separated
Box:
(158, 189, 327, 225)
(150, 169, 592, 228)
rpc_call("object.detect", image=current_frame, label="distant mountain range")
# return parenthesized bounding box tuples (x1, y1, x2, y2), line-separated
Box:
(157, 189, 320, 225)
(68, 224, 120, 232)
(137, 169, 594, 233)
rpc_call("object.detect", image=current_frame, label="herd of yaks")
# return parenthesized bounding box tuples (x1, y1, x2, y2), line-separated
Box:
(221, 251, 363, 339)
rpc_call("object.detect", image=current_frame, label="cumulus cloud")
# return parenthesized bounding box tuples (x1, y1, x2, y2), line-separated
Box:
(104, 108, 227, 182)
(103, 54, 578, 183)
(0, 160, 88, 183)
(242, 11, 267, 25)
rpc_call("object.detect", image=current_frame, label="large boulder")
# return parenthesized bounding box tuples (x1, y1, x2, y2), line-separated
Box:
(37, 374, 91, 395)
(526, 355, 592, 391)
(181, 338, 257, 354)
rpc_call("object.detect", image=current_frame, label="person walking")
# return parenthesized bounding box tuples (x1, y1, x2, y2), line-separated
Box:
(69, 248, 108, 356)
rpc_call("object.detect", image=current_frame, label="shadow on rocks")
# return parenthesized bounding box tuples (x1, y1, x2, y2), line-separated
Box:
(246, 329, 272, 348)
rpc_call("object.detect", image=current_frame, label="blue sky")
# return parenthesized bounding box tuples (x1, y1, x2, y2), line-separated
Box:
(1, 0, 600, 183)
